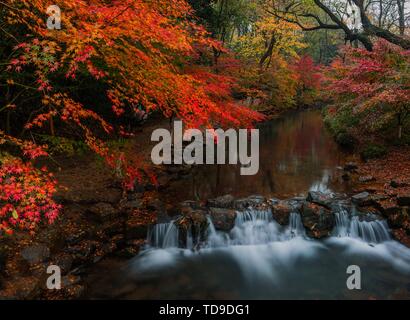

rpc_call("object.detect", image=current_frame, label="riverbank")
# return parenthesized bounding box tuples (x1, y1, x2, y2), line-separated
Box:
(1, 110, 410, 299)
(0, 118, 194, 299)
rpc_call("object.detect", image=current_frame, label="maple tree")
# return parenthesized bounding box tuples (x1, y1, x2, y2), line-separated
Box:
(324, 40, 410, 141)
(0, 0, 264, 236)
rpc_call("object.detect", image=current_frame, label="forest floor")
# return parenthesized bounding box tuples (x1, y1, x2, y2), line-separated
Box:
(353, 146, 410, 246)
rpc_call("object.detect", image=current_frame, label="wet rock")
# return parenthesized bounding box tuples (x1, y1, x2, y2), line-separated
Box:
(344, 162, 358, 171)
(352, 192, 372, 206)
(306, 191, 333, 209)
(180, 200, 204, 210)
(390, 179, 408, 188)
(176, 208, 208, 246)
(397, 194, 410, 206)
(207, 194, 235, 209)
(359, 175, 375, 183)
(86, 203, 117, 222)
(271, 201, 293, 225)
(374, 199, 400, 216)
(21, 245, 50, 265)
(234, 195, 266, 210)
(386, 207, 410, 229)
(65, 230, 88, 245)
(52, 253, 73, 275)
(208, 207, 236, 231)
(300, 202, 334, 239)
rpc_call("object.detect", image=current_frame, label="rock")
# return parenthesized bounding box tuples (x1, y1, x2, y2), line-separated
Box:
(234, 195, 266, 210)
(86, 203, 117, 222)
(300, 202, 334, 239)
(352, 192, 372, 206)
(397, 194, 410, 206)
(359, 175, 375, 183)
(306, 191, 333, 209)
(208, 207, 236, 231)
(342, 173, 351, 181)
(65, 230, 88, 245)
(62, 274, 81, 288)
(271, 201, 293, 225)
(21, 245, 50, 265)
(374, 199, 400, 216)
(344, 162, 358, 171)
(52, 254, 73, 275)
(207, 194, 235, 209)
(386, 207, 410, 229)
(390, 179, 408, 188)
(180, 200, 203, 210)
(176, 208, 208, 246)
(125, 217, 149, 240)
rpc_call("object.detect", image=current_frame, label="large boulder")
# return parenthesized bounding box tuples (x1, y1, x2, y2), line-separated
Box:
(208, 207, 236, 231)
(352, 192, 372, 207)
(233, 195, 266, 210)
(306, 191, 334, 209)
(271, 200, 293, 225)
(21, 245, 50, 266)
(207, 194, 235, 209)
(300, 202, 334, 239)
(386, 207, 410, 229)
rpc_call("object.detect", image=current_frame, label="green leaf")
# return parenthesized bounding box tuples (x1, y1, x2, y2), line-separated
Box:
(12, 209, 18, 220)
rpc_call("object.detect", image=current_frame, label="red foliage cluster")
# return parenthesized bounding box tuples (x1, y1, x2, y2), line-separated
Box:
(0, 157, 61, 235)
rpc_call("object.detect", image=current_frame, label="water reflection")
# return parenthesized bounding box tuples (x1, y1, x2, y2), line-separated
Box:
(189, 110, 347, 200)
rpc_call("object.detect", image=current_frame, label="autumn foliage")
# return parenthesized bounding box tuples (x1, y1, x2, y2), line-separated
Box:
(324, 40, 410, 141)
(0, 0, 264, 236)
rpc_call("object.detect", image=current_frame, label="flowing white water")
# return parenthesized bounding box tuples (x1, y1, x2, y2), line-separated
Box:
(147, 222, 179, 248)
(333, 207, 391, 243)
(129, 206, 410, 299)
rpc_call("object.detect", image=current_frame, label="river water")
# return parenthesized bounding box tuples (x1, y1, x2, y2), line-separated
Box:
(86, 110, 410, 300)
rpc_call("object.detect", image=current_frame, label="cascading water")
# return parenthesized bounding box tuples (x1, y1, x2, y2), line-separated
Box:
(333, 207, 391, 243)
(147, 222, 179, 248)
(104, 206, 410, 300)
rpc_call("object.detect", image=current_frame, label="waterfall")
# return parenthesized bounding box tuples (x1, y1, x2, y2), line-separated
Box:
(147, 222, 179, 248)
(234, 209, 272, 225)
(309, 169, 332, 194)
(147, 209, 308, 251)
(333, 208, 391, 243)
(287, 212, 306, 238)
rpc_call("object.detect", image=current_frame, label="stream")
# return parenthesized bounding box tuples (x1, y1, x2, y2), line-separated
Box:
(86, 110, 410, 300)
